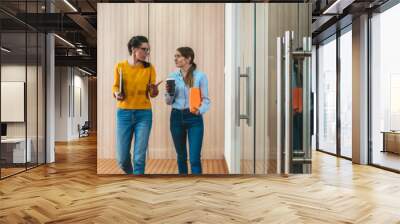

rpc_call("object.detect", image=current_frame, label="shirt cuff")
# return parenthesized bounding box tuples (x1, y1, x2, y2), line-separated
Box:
(198, 107, 205, 115)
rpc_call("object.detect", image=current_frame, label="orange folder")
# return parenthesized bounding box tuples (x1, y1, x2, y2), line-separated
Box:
(292, 88, 303, 112)
(189, 88, 202, 113)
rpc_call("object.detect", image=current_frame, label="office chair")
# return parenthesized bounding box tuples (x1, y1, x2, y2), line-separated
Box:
(78, 121, 90, 138)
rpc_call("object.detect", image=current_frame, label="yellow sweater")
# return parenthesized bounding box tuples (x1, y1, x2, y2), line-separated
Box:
(112, 60, 156, 109)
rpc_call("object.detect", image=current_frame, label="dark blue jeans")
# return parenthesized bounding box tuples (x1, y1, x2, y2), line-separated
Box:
(116, 109, 152, 175)
(170, 109, 204, 174)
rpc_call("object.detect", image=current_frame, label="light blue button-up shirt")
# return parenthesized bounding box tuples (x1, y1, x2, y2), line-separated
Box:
(165, 69, 211, 115)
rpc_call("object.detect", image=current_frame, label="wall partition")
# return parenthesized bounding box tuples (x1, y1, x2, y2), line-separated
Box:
(0, 1, 47, 179)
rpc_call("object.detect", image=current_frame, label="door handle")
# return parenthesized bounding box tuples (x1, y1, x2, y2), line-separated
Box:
(236, 66, 251, 127)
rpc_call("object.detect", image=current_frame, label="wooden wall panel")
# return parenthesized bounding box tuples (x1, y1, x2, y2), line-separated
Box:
(148, 4, 225, 160)
(97, 3, 149, 159)
(97, 3, 225, 160)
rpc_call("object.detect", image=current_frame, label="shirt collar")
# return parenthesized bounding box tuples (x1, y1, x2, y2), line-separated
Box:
(178, 69, 197, 77)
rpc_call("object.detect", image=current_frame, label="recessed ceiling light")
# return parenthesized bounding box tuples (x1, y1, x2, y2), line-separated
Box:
(322, 0, 352, 15)
(63, 0, 78, 12)
(54, 34, 75, 48)
(78, 67, 93, 76)
(1, 47, 11, 53)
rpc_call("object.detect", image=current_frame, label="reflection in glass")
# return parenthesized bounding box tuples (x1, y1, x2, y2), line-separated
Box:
(340, 29, 352, 158)
(1, 31, 28, 177)
(0, 1, 46, 179)
(27, 31, 39, 169)
(318, 38, 337, 154)
(371, 4, 400, 171)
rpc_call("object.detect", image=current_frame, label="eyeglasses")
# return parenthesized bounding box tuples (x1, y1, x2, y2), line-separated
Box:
(139, 47, 150, 53)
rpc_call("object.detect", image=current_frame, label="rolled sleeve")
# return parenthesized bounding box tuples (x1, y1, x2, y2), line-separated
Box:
(198, 74, 210, 115)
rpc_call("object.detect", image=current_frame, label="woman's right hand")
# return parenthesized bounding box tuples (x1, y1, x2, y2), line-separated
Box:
(114, 92, 124, 101)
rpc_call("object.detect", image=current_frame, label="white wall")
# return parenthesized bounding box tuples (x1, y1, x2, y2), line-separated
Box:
(55, 67, 69, 141)
(71, 72, 89, 138)
(55, 67, 89, 141)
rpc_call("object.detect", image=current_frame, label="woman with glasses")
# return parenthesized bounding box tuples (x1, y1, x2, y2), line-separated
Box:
(112, 35, 160, 175)
(165, 47, 211, 174)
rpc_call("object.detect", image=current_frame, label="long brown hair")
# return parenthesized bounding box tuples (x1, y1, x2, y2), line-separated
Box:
(177, 47, 196, 87)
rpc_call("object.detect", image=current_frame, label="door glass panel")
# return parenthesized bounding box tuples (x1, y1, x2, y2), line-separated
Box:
(318, 37, 337, 155)
(1, 30, 28, 177)
(232, 3, 312, 174)
(238, 3, 255, 174)
(340, 29, 352, 158)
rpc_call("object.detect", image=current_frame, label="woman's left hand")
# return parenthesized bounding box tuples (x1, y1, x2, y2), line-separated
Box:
(192, 107, 200, 115)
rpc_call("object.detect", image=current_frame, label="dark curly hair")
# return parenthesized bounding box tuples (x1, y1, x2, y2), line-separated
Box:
(127, 35, 150, 68)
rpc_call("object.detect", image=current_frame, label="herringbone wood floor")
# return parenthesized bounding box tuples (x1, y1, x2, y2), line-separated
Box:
(1, 135, 400, 223)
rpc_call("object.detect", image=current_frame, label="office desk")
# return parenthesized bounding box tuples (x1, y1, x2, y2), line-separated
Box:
(1, 138, 32, 164)
(382, 131, 400, 154)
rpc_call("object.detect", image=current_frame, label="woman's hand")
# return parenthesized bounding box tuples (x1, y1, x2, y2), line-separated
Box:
(191, 107, 200, 115)
(148, 81, 162, 97)
(114, 92, 124, 101)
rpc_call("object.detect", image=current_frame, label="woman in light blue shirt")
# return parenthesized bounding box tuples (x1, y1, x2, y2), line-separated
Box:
(165, 47, 210, 174)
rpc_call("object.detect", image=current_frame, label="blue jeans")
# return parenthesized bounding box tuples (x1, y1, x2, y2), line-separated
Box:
(170, 109, 204, 174)
(116, 109, 152, 175)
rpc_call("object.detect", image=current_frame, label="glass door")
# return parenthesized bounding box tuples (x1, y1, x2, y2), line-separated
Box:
(226, 3, 312, 174)
(236, 3, 255, 174)
(277, 33, 312, 174)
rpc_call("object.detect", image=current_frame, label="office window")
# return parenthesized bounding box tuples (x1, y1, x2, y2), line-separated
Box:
(0, 1, 46, 179)
(1, 31, 28, 178)
(318, 37, 337, 154)
(340, 29, 352, 158)
(371, 3, 400, 171)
